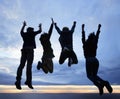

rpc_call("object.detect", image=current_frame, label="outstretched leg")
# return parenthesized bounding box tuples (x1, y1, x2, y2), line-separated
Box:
(46, 58, 53, 73)
(15, 49, 27, 90)
(86, 57, 104, 95)
(25, 49, 34, 89)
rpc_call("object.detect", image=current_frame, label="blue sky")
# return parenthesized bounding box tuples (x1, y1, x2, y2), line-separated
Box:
(0, 0, 120, 85)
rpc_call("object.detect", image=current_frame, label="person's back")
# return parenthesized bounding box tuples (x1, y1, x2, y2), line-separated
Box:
(81, 24, 113, 95)
(15, 21, 42, 90)
(83, 33, 98, 58)
(59, 28, 73, 50)
(55, 22, 76, 50)
(21, 27, 41, 49)
(40, 33, 52, 53)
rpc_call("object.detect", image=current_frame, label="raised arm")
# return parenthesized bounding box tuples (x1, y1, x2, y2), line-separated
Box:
(54, 22, 61, 34)
(70, 21, 76, 33)
(48, 18, 54, 39)
(20, 21, 26, 35)
(82, 24, 86, 44)
(96, 24, 101, 40)
(34, 23, 42, 34)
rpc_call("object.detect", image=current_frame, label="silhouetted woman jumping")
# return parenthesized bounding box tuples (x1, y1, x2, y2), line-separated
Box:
(37, 18, 55, 74)
(81, 24, 113, 95)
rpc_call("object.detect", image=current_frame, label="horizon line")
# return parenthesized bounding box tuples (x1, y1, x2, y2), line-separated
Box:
(0, 85, 120, 93)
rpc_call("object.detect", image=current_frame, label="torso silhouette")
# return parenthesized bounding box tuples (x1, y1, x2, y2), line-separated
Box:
(21, 31, 37, 49)
(83, 38, 98, 58)
(40, 34, 52, 52)
(59, 31, 73, 50)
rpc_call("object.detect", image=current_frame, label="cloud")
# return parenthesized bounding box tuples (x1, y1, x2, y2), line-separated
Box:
(0, 0, 120, 85)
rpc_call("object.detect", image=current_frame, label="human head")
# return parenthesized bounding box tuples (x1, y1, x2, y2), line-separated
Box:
(62, 27, 69, 32)
(40, 33, 48, 41)
(88, 32, 95, 40)
(27, 27, 34, 32)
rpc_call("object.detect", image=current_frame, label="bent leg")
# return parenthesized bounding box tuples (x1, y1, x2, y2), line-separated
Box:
(59, 50, 69, 64)
(46, 59, 53, 73)
(69, 50, 78, 64)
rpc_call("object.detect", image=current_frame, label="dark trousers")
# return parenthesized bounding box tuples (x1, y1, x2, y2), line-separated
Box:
(86, 57, 104, 85)
(59, 50, 78, 64)
(16, 49, 34, 83)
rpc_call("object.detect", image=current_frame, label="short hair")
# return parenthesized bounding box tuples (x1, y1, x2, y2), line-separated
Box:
(62, 27, 69, 31)
(27, 27, 34, 32)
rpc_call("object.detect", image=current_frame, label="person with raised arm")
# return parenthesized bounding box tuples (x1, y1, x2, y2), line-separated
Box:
(54, 20, 78, 67)
(15, 21, 42, 89)
(81, 24, 113, 95)
(37, 18, 55, 74)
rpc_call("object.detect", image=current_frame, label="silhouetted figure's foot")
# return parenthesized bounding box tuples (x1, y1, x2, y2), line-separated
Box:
(15, 81, 21, 90)
(37, 61, 42, 70)
(94, 82, 104, 95)
(25, 81, 34, 89)
(68, 58, 73, 67)
(97, 84, 104, 95)
(42, 66, 48, 74)
(104, 81, 113, 93)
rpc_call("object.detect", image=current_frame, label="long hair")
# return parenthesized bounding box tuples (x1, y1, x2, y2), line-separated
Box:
(40, 33, 48, 41)
(87, 32, 96, 41)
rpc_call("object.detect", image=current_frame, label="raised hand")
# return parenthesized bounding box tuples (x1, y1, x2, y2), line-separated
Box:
(51, 18, 54, 24)
(73, 21, 76, 25)
(38, 23, 42, 31)
(39, 23, 42, 28)
(82, 24, 85, 30)
(98, 24, 101, 31)
(23, 21, 26, 26)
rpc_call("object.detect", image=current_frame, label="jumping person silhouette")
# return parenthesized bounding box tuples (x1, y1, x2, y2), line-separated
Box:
(15, 21, 42, 90)
(37, 18, 55, 74)
(54, 20, 78, 66)
(81, 24, 113, 95)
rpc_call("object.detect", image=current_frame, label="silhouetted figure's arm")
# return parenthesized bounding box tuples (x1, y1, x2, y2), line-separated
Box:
(48, 18, 54, 39)
(82, 24, 86, 44)
(34, 23, 42, 34)
(54, 22, 61, 35)
(70, 21, 76, 33)
(20, 21, 26, 36)
(96, 24, 101, 42)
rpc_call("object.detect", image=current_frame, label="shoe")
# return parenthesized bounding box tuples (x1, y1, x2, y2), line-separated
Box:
(97, 84, 104, 95)
(104, 81, 113, 93)
(25, 81, 34, 89)
(94, 82, 104, 95)
(37, 61, 42, 70)
(68, 58, 73, 67)
(42, 66, 48, 74)
(15, 81, 22, 90)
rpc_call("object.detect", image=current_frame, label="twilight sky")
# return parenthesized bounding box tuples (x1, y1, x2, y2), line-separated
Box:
(0, 0, 120, 85)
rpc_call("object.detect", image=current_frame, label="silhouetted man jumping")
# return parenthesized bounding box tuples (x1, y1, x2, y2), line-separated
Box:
(81, 24, 113, 95)
(15, 21, 42, 90)
(37, 18, 55, 74)
(54, 20, 78, 67)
